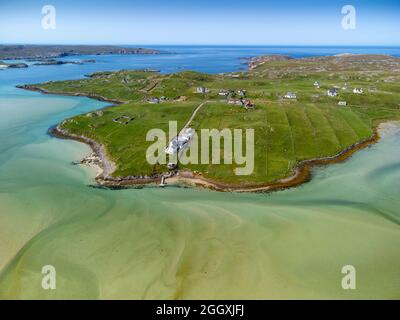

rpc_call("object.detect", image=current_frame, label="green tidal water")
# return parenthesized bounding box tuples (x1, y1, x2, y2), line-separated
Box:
(0, 92, 399, 299)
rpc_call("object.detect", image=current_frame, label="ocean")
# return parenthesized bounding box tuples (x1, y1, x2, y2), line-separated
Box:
(0, 46, 399, 299)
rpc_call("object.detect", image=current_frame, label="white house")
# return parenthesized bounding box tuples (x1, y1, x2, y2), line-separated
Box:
(327, 88, 338, 97)
(165, 128, 195, 155)
(314, 81, 320, 88)
(228, 99, 244, 106)
(353, 88, 364, 94)
(196, 87, 210, 94)
(338, 101, 347, 106)
(244, 100, 255, 109)
(238, 89, 247, 97)
(149, 97, 160, 104)
(284, 92, 297, 99)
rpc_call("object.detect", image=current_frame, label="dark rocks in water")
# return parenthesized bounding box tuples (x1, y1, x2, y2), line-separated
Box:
(33, 59, 95, 66)
(33, 59, 84, 66)
(6, 63, 28, 68)
(33, 59, 64, 66)
(0, 45, 161, 60)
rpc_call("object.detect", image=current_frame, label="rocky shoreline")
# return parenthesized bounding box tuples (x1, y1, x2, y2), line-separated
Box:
(51, 125, 170, 187)
(0, 61, 28, 69)
(50, 115, 385, 193)
(163, 125, 383, 192)
(17, 85, 126, 105)
(18, 69, 397, 192)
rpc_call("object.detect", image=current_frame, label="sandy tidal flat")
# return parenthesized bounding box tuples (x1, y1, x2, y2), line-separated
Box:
(0, 123, 399, 299)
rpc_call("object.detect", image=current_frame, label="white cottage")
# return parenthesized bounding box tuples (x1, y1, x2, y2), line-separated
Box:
(284, 92, 297, 99)
(327, 88, 338, 97)
(196, 87, 210, 94)
(353, 88, 364, 94)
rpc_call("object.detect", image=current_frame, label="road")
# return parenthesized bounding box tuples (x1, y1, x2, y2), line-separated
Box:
(180, 100, 208, 133)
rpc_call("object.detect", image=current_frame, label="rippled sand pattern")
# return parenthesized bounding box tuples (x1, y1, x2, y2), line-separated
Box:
(0, 94, 399, 299)
(1, 186, 400, 299)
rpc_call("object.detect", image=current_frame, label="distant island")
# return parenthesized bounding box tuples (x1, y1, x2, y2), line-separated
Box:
(20, 54, 400, 192)
(0, 58, 96, 70)
(0, 45, 161, 60)
(32, 59, 96, 66)
(0, 61, 28, 69)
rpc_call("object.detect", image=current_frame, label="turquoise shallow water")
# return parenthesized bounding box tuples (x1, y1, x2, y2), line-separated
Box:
(0, 46, 399, 299)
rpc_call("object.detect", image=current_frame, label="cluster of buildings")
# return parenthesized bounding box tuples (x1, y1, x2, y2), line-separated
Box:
(314, 81, 365, 95)
(148, 95, 188, 104)
(150, 81, 368, 112)
(218, 89, 247, 97)
(227, 98, 255, 109)
(283, 81, 367, 106)
(196, 88, 254, 109)
(197, 87, 248, 98)
(312, 81, 368, 107)
(220, 88, 254, 108)
(326, 86, 348, 106)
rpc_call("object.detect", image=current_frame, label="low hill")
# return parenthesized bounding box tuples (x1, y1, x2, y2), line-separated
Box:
(0, 45, 161, 60)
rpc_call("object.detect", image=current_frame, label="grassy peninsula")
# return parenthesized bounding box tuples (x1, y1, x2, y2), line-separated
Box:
(21, 54, 400, 190)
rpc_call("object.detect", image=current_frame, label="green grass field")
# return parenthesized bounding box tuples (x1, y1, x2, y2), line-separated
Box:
(32, 55, 400, 185)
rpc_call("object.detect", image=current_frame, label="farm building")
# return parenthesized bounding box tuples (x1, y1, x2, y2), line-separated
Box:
(196, 87, 210, 94)
(284, 92, 297, 99)
(238, 89, 247, 97)
(327, 88, 338, 97)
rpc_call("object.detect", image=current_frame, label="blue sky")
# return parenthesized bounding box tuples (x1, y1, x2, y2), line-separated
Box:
(0, 0, 399, 45)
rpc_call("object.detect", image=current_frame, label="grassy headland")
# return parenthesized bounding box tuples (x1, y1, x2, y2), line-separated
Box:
(21, 54, 400, 190)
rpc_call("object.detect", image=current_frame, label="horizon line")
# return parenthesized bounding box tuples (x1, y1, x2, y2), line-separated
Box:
(2, 43, 400, 48)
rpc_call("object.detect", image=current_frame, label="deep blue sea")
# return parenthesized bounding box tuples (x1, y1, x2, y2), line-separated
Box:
(2, 46, 400, 88)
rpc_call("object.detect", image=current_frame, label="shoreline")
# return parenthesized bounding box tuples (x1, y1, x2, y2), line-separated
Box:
(165, 124, 383, 192)
(51, 117, 389, 193)
(17, 85, 126, 105)
(20, 84, 396, 193)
